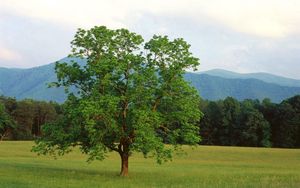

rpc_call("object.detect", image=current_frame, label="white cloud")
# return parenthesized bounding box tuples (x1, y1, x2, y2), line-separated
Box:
(1, 0, 300, 38)
(198, 0, 300, 38)
(0, 46, 21, 61)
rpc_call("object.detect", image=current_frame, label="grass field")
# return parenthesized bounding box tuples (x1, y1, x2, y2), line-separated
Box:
(0, 142, 299, 188)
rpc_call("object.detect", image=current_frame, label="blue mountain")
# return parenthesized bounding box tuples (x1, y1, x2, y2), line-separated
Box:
(1, 58, 300, 103)
(199, 69, 300, 87)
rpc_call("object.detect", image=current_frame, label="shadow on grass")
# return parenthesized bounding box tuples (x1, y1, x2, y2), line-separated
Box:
(2, 161, 122, 178)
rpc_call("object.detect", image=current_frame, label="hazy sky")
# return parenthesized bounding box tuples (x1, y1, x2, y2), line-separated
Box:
(1, 0, 300, 79)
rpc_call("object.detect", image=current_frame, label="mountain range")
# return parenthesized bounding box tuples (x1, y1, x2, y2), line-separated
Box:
(198, 69, 300, 87)
(1, 58, 300, 103)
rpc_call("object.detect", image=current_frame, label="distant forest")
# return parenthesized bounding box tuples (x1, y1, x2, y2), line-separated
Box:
(1, 95, 299, 148)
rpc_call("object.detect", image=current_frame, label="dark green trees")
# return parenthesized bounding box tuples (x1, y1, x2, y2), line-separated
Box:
(0, 102, 15, 141)
(0, 96, 59, 140)
(199, 100, 223, 145)
(199, 95, 299, 148)
(32, 101, 57, 137)
(13, 100, 35, 139)
(221, 97, 241, 145)
(239, 100, 271, 147)
(199, 97, 271, 147)
(265, 95, 300, 148)
(33, 26, 202, 176)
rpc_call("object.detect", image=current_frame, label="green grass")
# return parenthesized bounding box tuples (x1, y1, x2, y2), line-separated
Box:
(0, 142, 299, 188)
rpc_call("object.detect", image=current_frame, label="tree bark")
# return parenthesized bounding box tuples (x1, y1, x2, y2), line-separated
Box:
(120, 152, 129, 177)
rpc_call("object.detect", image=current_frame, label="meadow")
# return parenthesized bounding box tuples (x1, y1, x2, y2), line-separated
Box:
(0, 141, 299, 188)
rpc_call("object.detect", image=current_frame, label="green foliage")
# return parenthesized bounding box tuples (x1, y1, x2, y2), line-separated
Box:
(0, 102, 16, 140)
(198, 100, 223, 145)
(199, 95, 300, 148)
(267, 95, 300, 148)
(200, 98, 271, 147)
(0, 96, 59, 140)
(239, 100, 271, 147)
(12, 100, 35, 140)
(33, 26, 202, 175)
(221, 97, 241, 145)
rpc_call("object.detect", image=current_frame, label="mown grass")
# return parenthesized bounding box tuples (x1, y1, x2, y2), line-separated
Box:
(0, 141, 299, 188)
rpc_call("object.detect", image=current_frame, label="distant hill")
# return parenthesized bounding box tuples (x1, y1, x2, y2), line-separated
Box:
(184, 73, 300, 102)
(199, 69, 300, 87)
(1, 58, 300, 103)
(0, 63, 66, 102)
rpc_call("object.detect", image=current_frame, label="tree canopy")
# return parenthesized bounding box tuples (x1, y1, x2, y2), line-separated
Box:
(0, 102, 15, 141)
(33, 26, 202, 176)
(199, 97, 271, 147)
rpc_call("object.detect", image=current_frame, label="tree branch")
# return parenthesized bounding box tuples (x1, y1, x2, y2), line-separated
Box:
(104, 143, 119, 152)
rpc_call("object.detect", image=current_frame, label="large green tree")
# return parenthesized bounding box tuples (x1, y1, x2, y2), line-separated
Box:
(33, 26, 202, 176)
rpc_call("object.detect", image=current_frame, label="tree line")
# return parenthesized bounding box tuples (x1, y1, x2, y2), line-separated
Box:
(0, 96, 61, 140)
(199, 95, 300, 148)
(1, 94, 299, 148)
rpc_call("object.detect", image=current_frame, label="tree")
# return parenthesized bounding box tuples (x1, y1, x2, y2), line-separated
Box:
(0, 102, 15, 141)
(239, 100, 271, 147)
(0, 96, 17, 115)
(271, 96, 300, 148)
(32, 101, 57, 137)
(33, 26, 202, 176)
(286, 95, 300, 147)
(220, 97, 240, 145)
(12, 100, 35, 140)
(199, 100, 223, 145)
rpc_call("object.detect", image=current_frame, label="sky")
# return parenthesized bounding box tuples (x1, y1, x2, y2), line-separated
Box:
(1, 0, 300, 79)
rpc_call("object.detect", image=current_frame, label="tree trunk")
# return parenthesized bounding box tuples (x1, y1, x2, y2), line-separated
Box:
(120, 153, 129, 177)
(0, 130, 8, 141)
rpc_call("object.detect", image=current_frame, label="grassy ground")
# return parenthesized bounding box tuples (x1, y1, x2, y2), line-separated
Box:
(0, 141, 299, 188)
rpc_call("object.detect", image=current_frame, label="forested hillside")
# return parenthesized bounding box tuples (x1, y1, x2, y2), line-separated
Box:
(200, 69, 300, 87)
(185, 73, 300, 102)
(1, 58, 300, 103)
